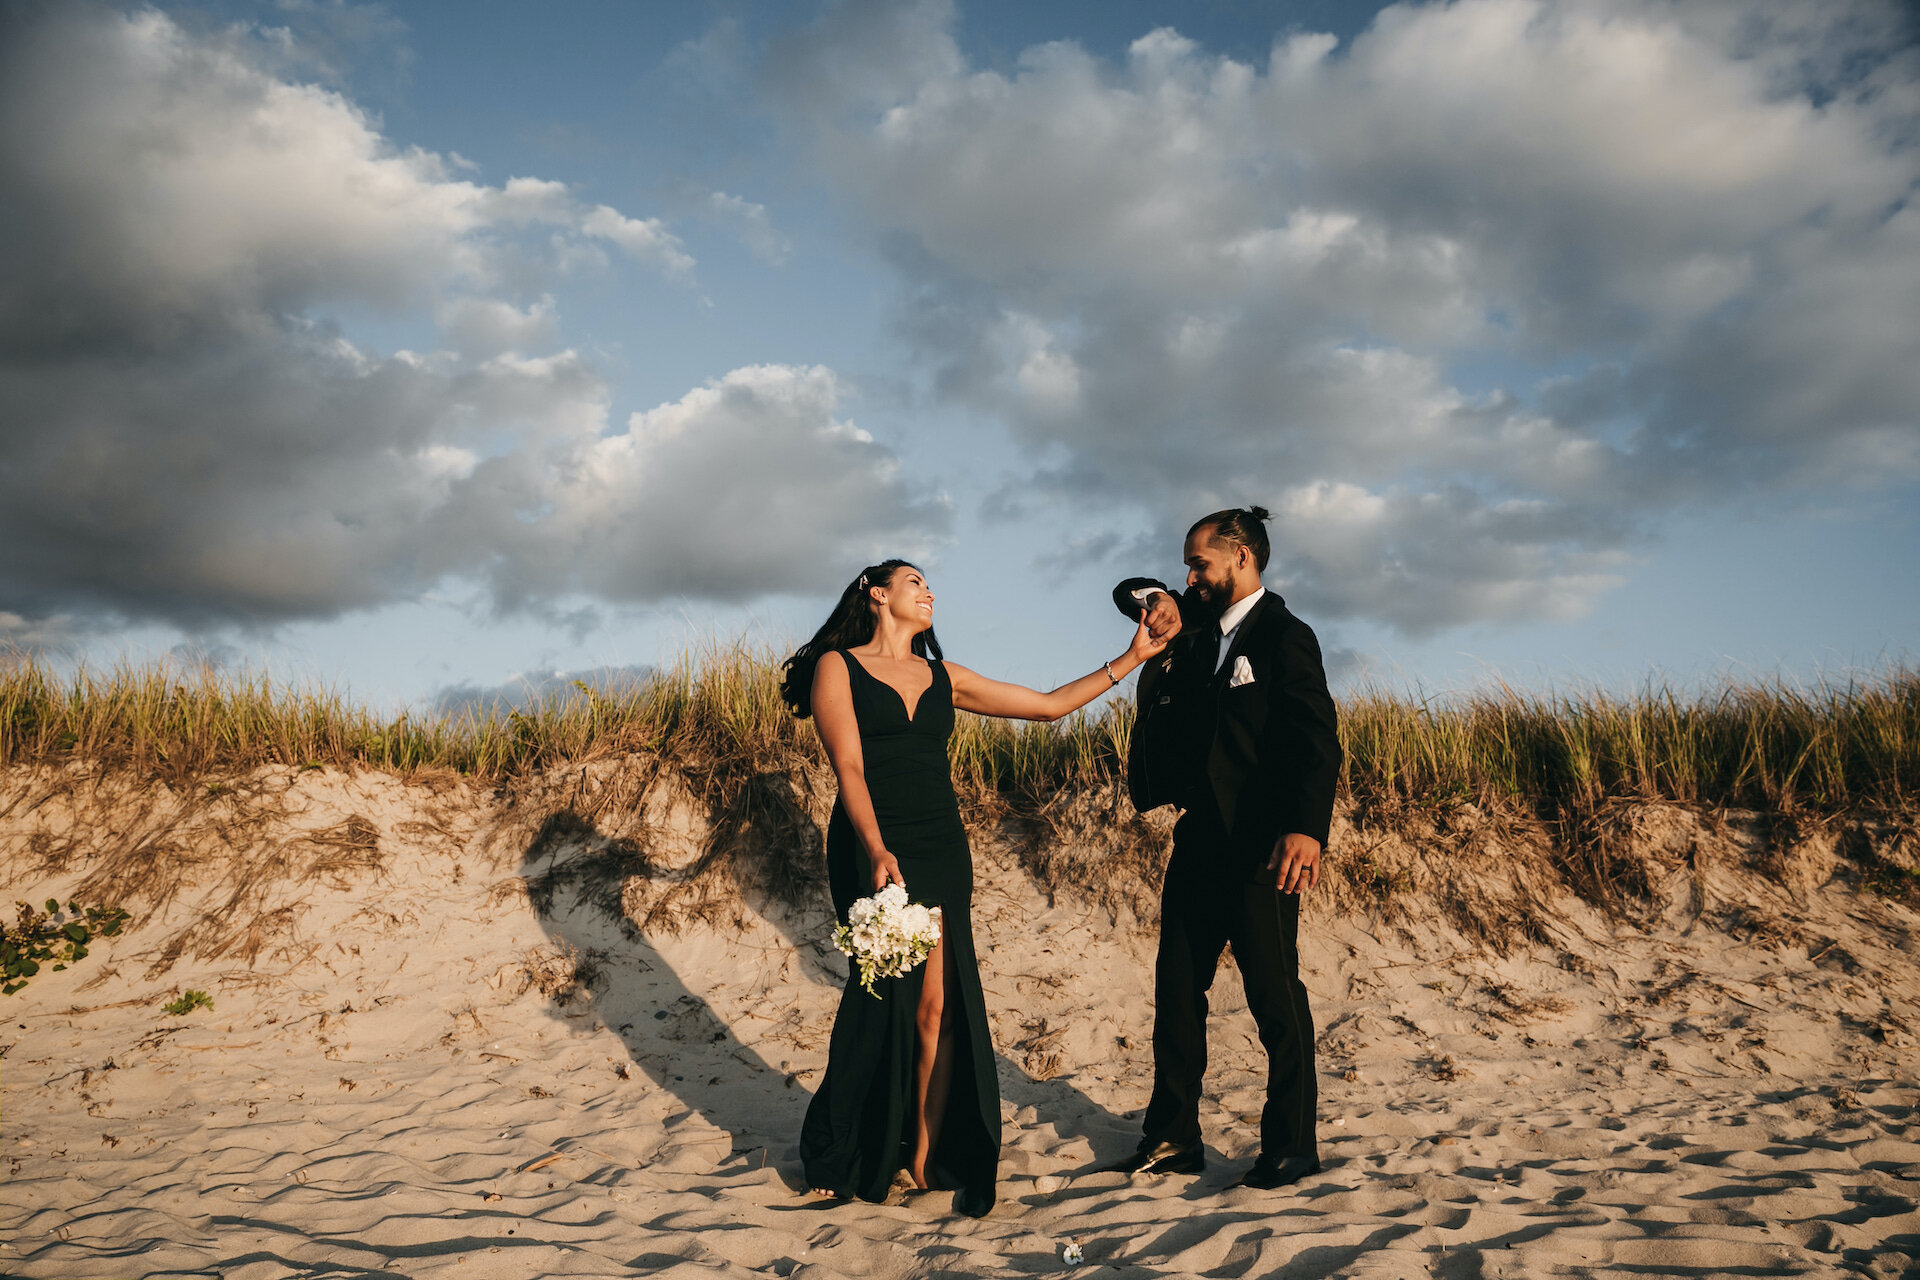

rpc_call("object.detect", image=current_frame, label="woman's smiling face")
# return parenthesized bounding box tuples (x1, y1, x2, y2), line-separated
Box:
(874, 565, 934, 632)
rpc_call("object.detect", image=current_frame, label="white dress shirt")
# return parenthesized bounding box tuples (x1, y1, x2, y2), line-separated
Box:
(1212, 587, 1265, 671)
(1133, 584, 1266, 671)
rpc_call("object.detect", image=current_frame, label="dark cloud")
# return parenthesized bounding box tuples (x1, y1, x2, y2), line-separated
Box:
(0, 5, 945, 635)
(772, 0, 1920, 634)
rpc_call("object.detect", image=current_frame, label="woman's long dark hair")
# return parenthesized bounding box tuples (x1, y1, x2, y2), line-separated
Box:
(781, 559, 944, 718)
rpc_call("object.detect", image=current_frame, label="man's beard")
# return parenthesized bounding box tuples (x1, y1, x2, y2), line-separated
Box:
(1190, 571, 1234, 619)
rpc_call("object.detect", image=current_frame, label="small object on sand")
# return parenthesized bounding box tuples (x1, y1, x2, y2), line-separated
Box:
(481, 1191, 501, 1202)
(1033, 1174, 1066, 1193)
(1061, 1240, 1084, 1265)
(524, 1153, 568, 1172)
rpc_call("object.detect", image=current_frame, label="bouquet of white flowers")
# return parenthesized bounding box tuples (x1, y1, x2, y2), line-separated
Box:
(831, 882, 943, 998)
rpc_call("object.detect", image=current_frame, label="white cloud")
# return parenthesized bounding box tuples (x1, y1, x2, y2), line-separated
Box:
(436, 295, 558, 357)
(773, 0, 1920, 633)
(579, 204, 695, 276)
(454, 365, 949, 606)
(1271, 480, 1631, 629)
(0, 5, 941, 632)
(706, 191, 792, 264)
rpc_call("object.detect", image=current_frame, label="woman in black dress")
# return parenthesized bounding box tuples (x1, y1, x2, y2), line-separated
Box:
(782, 559, 1166, 1216)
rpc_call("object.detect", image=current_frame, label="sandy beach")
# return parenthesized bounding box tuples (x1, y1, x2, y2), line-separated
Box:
(3, 760, 1917, 1278)
(5, 3, 1919, 1276)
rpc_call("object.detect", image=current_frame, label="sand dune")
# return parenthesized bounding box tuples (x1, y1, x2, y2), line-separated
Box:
(3, 761, 1917, 1278)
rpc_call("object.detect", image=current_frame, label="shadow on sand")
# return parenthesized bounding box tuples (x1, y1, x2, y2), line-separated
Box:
(512, 769, 1133, 1199)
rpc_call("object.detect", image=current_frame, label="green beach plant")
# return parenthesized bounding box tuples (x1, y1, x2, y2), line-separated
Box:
(2, 898, 129, 995)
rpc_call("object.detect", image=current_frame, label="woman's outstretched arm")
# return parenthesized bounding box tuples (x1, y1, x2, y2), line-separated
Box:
(947, 617, 1167, 722)
(812, 652, 905, 892)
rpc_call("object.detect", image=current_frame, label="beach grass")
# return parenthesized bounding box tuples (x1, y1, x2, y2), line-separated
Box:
(2, 647, 1914, 816)
(1338, 671, 1919, 815)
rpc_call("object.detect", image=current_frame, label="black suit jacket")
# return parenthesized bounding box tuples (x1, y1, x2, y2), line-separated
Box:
(1115, 579, 1342, 873)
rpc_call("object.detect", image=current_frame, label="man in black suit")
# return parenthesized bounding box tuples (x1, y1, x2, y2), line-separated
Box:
(1107, 506, 1341, 1190)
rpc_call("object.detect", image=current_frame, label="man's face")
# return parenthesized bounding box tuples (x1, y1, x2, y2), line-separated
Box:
(1183, 528, 1244, 613)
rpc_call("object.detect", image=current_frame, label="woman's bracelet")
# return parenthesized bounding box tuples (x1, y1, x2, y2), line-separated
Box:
(1103, 660, 1120, 686)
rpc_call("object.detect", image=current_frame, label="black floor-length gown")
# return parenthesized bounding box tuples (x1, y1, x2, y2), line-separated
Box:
(799, 651, 999, 1217)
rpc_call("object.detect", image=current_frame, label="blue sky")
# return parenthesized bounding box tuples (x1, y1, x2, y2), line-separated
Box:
(2, 0, 1916, 709)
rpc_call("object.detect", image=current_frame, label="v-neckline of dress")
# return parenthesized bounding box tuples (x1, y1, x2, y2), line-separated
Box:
(846, 651, 936, 724)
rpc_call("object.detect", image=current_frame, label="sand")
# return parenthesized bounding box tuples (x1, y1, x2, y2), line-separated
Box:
(3, 762, 1917, 1278)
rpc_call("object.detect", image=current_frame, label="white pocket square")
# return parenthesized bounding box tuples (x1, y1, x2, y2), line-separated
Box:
(1229, 655, 1255, 687)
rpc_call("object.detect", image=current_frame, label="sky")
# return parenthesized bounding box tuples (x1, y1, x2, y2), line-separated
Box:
(2, 0, 1917, 710)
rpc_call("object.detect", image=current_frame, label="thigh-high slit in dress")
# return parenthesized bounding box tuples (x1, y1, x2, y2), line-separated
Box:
(798, 652, 999, 1217)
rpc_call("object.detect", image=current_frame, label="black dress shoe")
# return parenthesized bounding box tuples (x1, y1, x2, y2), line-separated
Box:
(1101, 1140, 1206, 1176)
(1233, 1154, 1320, 1189)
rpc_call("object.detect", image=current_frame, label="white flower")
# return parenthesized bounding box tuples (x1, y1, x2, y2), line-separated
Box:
(1061, 1241, 1084, 1265)
(829, 882, 943, 998)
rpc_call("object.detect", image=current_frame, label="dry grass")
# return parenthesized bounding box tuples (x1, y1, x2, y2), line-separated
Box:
(0, 642, 805, 782)
(1339, 672, 1918, 917)
(1340, 673, 1919, 815)
(3, 648, 1916, 943)
(6, 650, 1912, 815)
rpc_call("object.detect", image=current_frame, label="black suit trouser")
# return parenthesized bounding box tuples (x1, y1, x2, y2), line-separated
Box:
(1142, 804, 1318, 1159)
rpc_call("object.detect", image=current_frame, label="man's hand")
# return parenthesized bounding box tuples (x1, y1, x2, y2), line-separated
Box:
(1142, 591, 1183, 645)
(1268, 833, 1321, 895)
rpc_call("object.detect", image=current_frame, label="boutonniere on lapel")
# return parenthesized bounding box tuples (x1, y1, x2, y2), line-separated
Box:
(1229, 655, 1255, 688)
